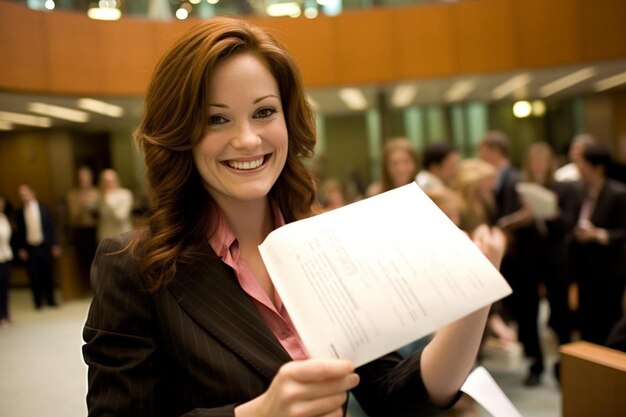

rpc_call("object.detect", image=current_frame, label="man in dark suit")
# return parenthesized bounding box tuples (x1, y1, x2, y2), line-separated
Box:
(15, 184, 61, 309)
(570, 144, 626, 345)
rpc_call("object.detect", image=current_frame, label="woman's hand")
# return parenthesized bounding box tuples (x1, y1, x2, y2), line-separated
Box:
(235, 359, 359, 417)
(471, 224, 506, 269)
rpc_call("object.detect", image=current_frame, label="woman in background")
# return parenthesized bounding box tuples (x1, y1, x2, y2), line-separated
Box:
(366, 137, 419, 197)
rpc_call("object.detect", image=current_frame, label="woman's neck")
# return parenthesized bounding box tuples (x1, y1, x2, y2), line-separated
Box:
(220, 198, 274, 247)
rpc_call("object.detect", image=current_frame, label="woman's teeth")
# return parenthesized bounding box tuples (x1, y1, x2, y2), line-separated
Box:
(228, 157, 264, 170)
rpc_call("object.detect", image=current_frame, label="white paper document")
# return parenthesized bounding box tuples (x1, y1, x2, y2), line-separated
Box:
(259, 183, 512, 367)
(461, 366, 523, 417)
(516, 182, 558, 220)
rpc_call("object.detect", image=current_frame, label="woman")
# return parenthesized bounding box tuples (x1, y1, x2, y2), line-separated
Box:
(453, 158, 498, 234)
(82, 17, 505, 417)
(497, 142, 576, 386)
(366, 137, 419, 197)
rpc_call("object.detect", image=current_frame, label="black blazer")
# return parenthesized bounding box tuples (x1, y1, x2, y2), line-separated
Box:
(83, 232, 448, 417)
(494, 164, 522, 219)
(570, 178, 626, 279)
(14, 201, 56, 250)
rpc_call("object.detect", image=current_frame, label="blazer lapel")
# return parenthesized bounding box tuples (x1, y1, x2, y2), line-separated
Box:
(167, 247, 292, 381)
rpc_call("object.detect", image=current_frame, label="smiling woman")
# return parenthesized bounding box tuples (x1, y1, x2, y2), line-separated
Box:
(82, 16, 506, 417)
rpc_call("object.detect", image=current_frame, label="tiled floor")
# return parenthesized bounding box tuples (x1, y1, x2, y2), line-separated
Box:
(0, 289, 561, 417)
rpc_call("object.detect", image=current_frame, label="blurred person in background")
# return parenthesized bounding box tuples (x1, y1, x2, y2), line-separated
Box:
(66, 165, 99, 293)
(318, 177, 347, 212)
(366, 137, 419, 197)
(452, 159, 518, 348)
(478, 131, 522, 353)
(15, 184, 61, 309)
(554, 133, 596, 182)
(570, 143, 626, 346)
(96, 168, 134, 242)
(453, 158, 498, 234)
(0, 195, 14, 326)
(416, 142, 460, 193)
(497, 142, 577, 386)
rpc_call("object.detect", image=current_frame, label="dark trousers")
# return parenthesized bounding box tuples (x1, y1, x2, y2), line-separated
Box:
(25, 245, 56, 308)
(72, 227, 97, 292)
(578, 274, 625, 345)
(509, 240, 571, 375)
(0, 262, 10, 319)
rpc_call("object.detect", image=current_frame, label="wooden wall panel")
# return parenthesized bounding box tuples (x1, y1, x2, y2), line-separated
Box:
(579, 0, 626, 62)
(334, 9, 396, 84)
(1, 0, 626, 95)
(0, 2, 49, 91)
(45, 10, 104, 94)
(451, 0, 517, 73)
(98, 19, 157, 94)
(391, 4, 455, 79)
(513, 0, 582, 68)
(254, 16, 339, 87)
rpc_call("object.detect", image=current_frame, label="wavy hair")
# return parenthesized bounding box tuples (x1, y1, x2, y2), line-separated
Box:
(132, 17, 317, 291)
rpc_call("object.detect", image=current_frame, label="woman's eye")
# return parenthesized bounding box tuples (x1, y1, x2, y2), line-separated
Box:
(208, 115, 228, 125)
(255, 108, 277, 119)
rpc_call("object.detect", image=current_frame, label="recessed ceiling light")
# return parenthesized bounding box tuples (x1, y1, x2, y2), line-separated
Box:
(28, 102, 89, 123)
(338, 88, 368, 110)
(445, 80, 475, 102)
(391, 84, 418, 108)
(0, 111, 51, 128)
(594, 71, 626, 92)
(77, 98, 124, 118)
(538, 67, 595, 97)
(491, 73, 531, 100)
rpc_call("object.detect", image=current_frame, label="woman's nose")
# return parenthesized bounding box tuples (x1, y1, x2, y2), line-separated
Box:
(232, 121, 261, 150)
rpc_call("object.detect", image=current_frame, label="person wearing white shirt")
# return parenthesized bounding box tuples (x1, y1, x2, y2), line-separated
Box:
(0, 195, 14, 326)
(554, 133, 596, 182)
(97, 169, 134, 242)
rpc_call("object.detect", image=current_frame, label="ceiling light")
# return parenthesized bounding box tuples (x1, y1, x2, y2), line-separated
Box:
(513, 101, 532, 118)
(27, 102, 90, 123)
(594, 71, 626, 92)
(304, 7, 318, 18)
(445, 80, 475, 102)
(538, 67, 595, 97)
(0, 111, 51, 128)
(175, 7, 189, 19)
(266, 2, 301, 17)
(77, 98, 124, 118)
(338, 88, 368, 110)
(87, 6, 121, 21)
(44, 0, 55, 10)
(531, 100, 546, 116)
(391, 84, 418, 108)
(0, 120, 13, 130)
(491, 73, 531, 100)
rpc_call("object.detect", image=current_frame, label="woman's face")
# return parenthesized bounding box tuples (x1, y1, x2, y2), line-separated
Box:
(193, 52, 288, 209)
(388, 149, 416, 187)
(528, 149, 550, 182)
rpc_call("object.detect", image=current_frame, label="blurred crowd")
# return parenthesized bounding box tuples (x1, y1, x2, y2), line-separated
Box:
(1, 132, 625, 399)
(316, 131, 626, 391)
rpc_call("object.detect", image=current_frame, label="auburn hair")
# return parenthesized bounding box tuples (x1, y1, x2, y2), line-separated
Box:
(132, 17, 317, 291)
